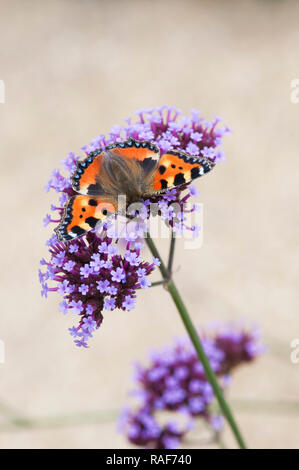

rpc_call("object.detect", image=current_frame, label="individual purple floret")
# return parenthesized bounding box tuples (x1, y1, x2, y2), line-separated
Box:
(120, 322, 263, 448)
(40, 107, 230, 347)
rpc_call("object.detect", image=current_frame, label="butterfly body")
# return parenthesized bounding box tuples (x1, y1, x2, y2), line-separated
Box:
(55, 138, 215, 241)
(94, 151, 156, 204)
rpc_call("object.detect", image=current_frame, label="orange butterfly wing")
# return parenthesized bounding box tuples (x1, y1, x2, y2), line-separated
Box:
(55, 195, 117, 241)
(153, 150, 215, 191)
(71, 150, 105, 195)
(105, 138, 160, 173)
(60, 139, 161, 241)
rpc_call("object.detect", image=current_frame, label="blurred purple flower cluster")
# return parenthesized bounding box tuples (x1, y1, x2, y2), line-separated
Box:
(39, 107, 230, 346)
(119, 322, 264, 449)
(119, 409, 192, 450)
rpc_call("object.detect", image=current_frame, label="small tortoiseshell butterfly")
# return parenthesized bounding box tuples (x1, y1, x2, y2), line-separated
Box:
(55, 138, 215, 241)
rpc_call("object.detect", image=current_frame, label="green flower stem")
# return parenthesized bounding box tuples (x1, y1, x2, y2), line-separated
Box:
(147, 234, 169, 279)
(145, 233, 247, 449)
(167, 231, 176, 275)
(151, 280, 167, 287)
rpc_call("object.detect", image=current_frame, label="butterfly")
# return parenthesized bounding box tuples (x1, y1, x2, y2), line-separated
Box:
(55, 138, 215, 242)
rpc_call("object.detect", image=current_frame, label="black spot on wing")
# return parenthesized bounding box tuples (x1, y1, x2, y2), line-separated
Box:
(88, 199, 98, 206)
(158, 165, 166, 175)
(71, 226, 86, 236)
(160, 179, 168, 190)
(85, 217, 98, 228)
(174, 173, 186, 186)
(191, 166, 200, 179)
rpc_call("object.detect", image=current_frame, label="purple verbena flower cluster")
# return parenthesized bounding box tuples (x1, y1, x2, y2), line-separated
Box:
(39, 232, 156, 347)
(119, 322, 264, 449)
(84, 107, 229, 162)
(40, 107, 230, 347)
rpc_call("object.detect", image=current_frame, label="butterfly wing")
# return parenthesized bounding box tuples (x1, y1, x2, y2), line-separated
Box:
(106, 138, 160, 174)
(55, 195, 117, 241)
(71, 149, 106, 195)
(57, 139, 162, 241)
(152, 150, 215, 192)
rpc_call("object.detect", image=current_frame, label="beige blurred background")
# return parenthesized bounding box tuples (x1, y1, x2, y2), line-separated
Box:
(0, 0, 298, 449)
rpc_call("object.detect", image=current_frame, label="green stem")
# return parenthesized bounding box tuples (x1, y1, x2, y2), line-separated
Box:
(151, 280, 166, 287)
(147, 234, 169, 278)
(145, 233, 247, 449)
(167, 232, 176, 275)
